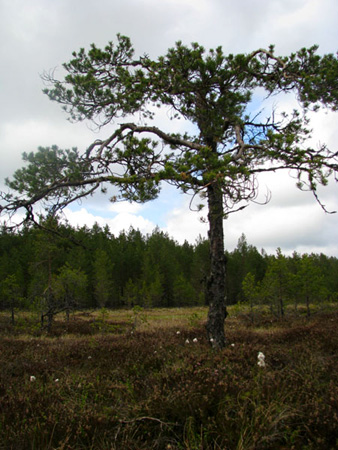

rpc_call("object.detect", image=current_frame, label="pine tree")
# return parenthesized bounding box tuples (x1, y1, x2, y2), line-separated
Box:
(2, 37, 338, 347)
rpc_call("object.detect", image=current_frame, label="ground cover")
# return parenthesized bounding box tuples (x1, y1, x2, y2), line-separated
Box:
(0, 306, 337, 449)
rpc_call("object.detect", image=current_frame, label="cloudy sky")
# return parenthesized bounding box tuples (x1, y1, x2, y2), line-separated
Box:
(1, 0, 338, 255)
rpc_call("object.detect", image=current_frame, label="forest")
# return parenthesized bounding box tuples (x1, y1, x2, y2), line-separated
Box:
(1, 219, 337, 323)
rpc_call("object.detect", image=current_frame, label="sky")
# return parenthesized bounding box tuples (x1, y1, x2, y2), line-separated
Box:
(1, 0, 338, 255)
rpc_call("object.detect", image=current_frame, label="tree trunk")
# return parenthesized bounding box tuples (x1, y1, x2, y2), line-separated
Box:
(205, 182, 228, 349)
(279, 296, 284, 318)
(11, 305, 15, 326)
(306, 294, 310, 317)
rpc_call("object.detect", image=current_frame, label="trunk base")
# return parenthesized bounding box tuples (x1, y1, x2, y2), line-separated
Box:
(206, 300, 228, 349)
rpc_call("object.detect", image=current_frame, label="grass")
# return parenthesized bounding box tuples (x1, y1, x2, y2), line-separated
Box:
(0, 305, 337, 449)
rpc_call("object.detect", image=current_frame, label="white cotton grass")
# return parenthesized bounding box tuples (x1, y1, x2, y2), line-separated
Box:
(257, 351, 266, 367)
(193, 338, 198, 343)
(185, 339, 190, 344)
(30, 376, 36, 382)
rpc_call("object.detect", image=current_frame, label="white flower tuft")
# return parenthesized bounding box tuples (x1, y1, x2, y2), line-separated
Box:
(257, 352, 266, 367)
(185, 339, 190, 344)
(193, 338, 198, 343)
(176, 331, 180, 335)
(30, 376, 36, 382)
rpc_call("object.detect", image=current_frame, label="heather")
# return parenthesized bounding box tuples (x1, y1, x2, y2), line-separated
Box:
(0, 306, 337, 449)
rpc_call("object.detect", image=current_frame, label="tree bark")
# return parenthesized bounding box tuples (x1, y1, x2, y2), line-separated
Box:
(205, 182, 228, 349)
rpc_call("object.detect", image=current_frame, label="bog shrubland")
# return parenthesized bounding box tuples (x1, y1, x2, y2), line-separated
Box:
(0, 305, 337, 449)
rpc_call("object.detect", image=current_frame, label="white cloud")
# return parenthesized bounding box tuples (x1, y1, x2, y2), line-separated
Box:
(64, 207, 156, 236)
(164, 201, 209, 244)
(108, 202, 144, 215)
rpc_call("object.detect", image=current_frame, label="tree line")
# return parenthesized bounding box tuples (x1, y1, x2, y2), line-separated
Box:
(1, 220, 337, 324)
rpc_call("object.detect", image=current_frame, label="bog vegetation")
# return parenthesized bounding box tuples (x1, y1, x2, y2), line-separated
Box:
(0, 306, 337, 449)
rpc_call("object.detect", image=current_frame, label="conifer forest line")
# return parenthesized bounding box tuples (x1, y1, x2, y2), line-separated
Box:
(1, 220, 337, 317)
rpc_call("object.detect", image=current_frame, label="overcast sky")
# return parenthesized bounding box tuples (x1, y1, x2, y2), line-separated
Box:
(1, 0, 338, 255)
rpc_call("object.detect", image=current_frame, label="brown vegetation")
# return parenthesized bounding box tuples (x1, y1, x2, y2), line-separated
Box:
(0, 307, 337, 449)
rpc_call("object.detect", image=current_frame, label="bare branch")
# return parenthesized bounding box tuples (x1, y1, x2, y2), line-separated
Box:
(122, 123, 205, 151)
(233, 124, 245, 161)
(248, 48, 287, 70)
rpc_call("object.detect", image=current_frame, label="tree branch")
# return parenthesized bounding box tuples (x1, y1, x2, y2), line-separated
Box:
(122, 123, 205, 151)
(233, 124, 245, 161)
